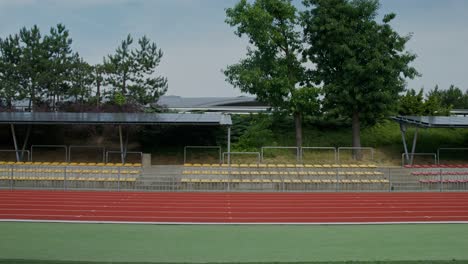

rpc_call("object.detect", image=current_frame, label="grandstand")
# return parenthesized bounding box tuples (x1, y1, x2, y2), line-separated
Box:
(0, 113, 467, 192)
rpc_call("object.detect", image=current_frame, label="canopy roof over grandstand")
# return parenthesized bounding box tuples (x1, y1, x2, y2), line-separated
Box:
(392, 115, 468, 166)
(0, 112, 232, 126)
(391, 115, 468, 128)
(2, 112, 232, 163)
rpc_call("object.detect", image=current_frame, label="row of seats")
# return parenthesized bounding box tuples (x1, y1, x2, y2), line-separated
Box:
(0, 176, 137, 182)
(419, 179, 468, 184)
(405, 164, 468, 168)
(0, 161, 142, 167)
(412, 171, 468, 176)
(0, 168, 140, 174)
(182, 170, 383, 176)
(184, 163, 377, 168)
(181, 178, 389, 184)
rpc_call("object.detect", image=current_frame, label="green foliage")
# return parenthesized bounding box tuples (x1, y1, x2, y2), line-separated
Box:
(398, 88, 451, 116)
(104, 34, 168, 106)
(1, 25, 167, 111)
(233, 115, 274, 151)
(225, 0, 320, 147)
(112, 92, 126, 106)
(302, 0, 418, 148)
(427, 84, 468, 109)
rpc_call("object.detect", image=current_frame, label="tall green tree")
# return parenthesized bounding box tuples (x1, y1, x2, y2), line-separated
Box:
(0, 34, 25, 109)
(68, 56, 95, 104)
(104, 34, 168, 106)
(18, 25, 48, 110)
(302, 0, 418, 154)
(225, 0, 320, 147)
(42, 24, 76, 109)
(428, 85, 466, 109)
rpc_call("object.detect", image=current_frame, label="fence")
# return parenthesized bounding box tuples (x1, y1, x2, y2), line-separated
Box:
(0, 163, 141, 191)
(300, 147, 337, 164)
(222, 152, 261, 164)
(105, 151, 143, 164)
(183, 146, 221, 164)
(261, 147, 300, 163)
(401, 153, 437, 167)
(2, 163, 468, 192)
(68, 145, 105, 163)
(337, 147, 374, 163)
(0, 150, 30, 162)
(31, 145, 68, 162)
(437, 148, 468, 164)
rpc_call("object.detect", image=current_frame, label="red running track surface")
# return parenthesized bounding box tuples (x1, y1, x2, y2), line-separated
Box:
(1, 190, 468, 224)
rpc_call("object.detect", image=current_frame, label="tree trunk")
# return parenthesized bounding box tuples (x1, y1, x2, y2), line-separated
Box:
(352, 111, 362, 160)
(294, 112, 302, 148)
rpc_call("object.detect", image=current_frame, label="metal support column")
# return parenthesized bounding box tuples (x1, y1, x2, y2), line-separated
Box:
(119, 125, 125, 164)
(20, 125, 31, 161)
(124, 128, 129, 162)
(227, 126, 231, 165)
(399, 123, 410, 164)
(10, 124, 20, 162)
(410, 127, 419, 165)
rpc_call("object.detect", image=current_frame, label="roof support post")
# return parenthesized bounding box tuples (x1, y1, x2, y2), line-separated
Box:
(400, 123, 410, 164)
(119, 125, 125, 164)
(10, 124, 20, 162)
(410, 127, 419, 165)
(20, 125, 31, 161)
(227, 126, 231, 165)
(124, 128, 129, 162)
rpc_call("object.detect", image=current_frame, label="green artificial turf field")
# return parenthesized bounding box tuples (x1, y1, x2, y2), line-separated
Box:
(0, 222, 467, 263)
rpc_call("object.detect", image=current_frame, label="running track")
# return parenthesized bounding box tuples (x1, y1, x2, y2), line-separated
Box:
(1, 190, 468, 224)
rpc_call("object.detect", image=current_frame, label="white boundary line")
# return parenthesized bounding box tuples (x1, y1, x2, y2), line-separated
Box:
(1, 219, 468, 225)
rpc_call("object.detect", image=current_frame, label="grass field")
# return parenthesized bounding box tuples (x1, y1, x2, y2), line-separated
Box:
(1, 222, 468, 263)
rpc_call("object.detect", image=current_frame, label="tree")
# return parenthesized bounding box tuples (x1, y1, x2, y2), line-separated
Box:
(302, 0, 418, 156)
(104, 34, 168, 106)
(225, 0, 320, 147)
(42, 24, 76, 110)
(67, 56, 95, 104)
(18, 25, 49, 110)
(0, 34, 25, 109)
(398, 88, 450, 116)
(398, 89, 425, 115)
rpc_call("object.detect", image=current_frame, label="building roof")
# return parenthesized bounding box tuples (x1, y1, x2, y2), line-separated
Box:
(156, 96, 268, 113)
(0, 112, 232, 126)
(391, 115, 468, 128)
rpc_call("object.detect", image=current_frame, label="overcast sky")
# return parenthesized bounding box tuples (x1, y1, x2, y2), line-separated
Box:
(0, 0, 467, 97)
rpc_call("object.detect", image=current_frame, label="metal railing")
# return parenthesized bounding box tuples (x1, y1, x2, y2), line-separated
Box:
(337, 147, 374, 163)
(2, 164, 468, 192)
(31, 145, 67, 162)
(401, 153, 437, 167)
(0, 164, 142, 191)
(222, 152, 261, 165)
(437, 148, 468, 164)
(183, 146, 221, 164)
(300, 147, 337, 164)
(105, 151, 143, 164)
(261, 146, 300, 163)
(68, 145, 105, 163)
(0, 149, 31, 162)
